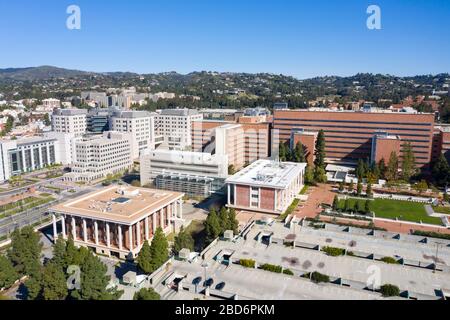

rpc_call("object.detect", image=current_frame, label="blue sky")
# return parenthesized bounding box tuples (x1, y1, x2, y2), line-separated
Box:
(0, 0, 449, 78)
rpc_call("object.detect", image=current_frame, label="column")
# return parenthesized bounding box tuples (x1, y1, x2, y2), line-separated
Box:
(30, 148, 35, 170)
(145, 217, 149, 240)
(61, 216, 66, 239)
(106, 223, 111, 248)
(136, 223, 141, 248)
(118, 225, 123, 250)
(71, 217, 76, 240)
(38, 146, 43, 169)
(82, 219, 87, 242)
(160, 209, 164, 228)
(94, 221, 99, 245)
(46, 145, 51, 164)
(152, 213, 157, 232)
(128, 225, 133, 251)
(178, 200, 183, 219)
(227, 184, 231, 204)
(21, 149, 27, 172)
(173, 202, 177, 219)
(52, 214, 58, 241)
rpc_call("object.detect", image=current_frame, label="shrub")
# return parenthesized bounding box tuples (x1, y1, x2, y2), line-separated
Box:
(282, 269, 294, 275)
(412, 230, 450, 240)
(380, 284, 400, 297)
(260, 263, 282, 273)
(380, 257, 399, 264)
(322, 246, 345, 257)
(310, 271, 330, 283)
(239, 259, 256, 268)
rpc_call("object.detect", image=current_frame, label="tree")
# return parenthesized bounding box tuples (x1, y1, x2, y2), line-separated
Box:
(332, 196, 339, 211)
(8, 226, 43, 278)
(356, 182, 363, 196)
(41, 262, 68, 300)
(432, 154, 450, 187)
(204, 208, 221, 243)
(25, 276, 42, 300)
(366, 183, 373, 198)
(401, 143, 416, 182)
(149, 227, 169, 272)
(172, 226, 194, 255)
(133, 287, 160, 300)
(52, 237, 68, 270)
(218, 207, 229, 232)
(378, 158, 387, 179)
(338, 181, 345, 193)
(279, 142, 288, 162)
(227, 208, 239, 235)
(314, 166, 327, 184)
(356, 159, 366, 179)
(228, 165, 236, 175)
(293, 142, 306, 163)
(137, 240, 153, 274)
(304, 165, 315, 185)
(414, 180, 428, 194)
(365, 200, 372, 214)
(385, 152, 399, 181)
(348, 181, 354, 194)
(314, 130, 326, 169)
(43, 113, 51, 126)
(72, 252, 122, 300)
(0, 255, 18, 289)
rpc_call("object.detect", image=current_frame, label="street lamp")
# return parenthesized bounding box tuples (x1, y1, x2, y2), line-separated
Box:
(201, 261, 209, 297)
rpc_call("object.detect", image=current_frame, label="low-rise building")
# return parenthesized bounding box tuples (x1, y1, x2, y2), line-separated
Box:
(49, 186, 184, 259)
(226, 159, 306, 215)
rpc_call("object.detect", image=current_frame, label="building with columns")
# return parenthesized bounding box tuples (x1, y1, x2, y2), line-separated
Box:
(225, 159, 306, 215)
(49, 186, 184, 260)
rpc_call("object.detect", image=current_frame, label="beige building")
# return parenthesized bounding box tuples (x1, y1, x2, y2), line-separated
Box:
(52, 108, 87, 137)
(50, 186, 184, 259)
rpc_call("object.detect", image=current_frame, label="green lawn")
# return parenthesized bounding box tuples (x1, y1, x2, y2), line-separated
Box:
(432, 206, 450, 215)
(338, 198, 443, 226)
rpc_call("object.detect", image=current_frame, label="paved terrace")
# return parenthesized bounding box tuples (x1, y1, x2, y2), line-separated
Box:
(200, 224, 450, 298)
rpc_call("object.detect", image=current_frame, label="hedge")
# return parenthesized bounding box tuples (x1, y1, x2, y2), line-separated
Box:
(260, 263, 282, 273)
(322, 246, 345, 257)
(282, 269, 294, 275)
(380, 257, 399, 264)
(239, 259, 256, 268)
(412, 230, 450, 241)
(380, 284, 400, 297)
(303, 271, 330, 283)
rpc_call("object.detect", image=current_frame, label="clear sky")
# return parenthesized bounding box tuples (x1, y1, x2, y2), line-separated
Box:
(0, 0, 449, 79)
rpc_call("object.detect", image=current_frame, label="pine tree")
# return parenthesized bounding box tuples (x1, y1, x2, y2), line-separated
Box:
(218, 207, 229, 233)
(41, 262, 68, 300)
(314, 130, 326, 169)
(25, 276, 42, 300)
(137, 240, 153, 274)
(279, 142, 287, 161)
(356, 182, 363, 196)
(149, 227, 169, 272)
(332, 196, 339, 211)
(0, 255, 18, 289)
(348, 181, 354, 194)
(52, 237, 67, 270)
(386, 152, 399, 181)
(294, 142, 306, 163)
(432, 153, 450, 187)
(72, 252, 122, 300)
(314, 166, 327, 183)
(378, 158, 387, 179)
(204, 208, 221, 243)
(365, 200, 372, 214)
(338, 181, 345, 192)
(304, 165, 315, 185)
(133, 287, 160, 300)
(227, 208, 239, 235)
(8, 226, 43, 278)
(356, 159, 366, 179)
(172, 226, 194, 255)
(366, 183, 373, 198)
(401, 143, 416, 182)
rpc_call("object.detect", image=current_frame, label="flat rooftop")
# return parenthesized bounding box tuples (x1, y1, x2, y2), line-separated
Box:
(51, 186, 183, 224)
(226, 159, 306, 189)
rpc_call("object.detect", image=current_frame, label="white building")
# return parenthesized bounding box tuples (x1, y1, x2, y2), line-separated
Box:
(155, 108, 203, 150)
(52, 108, 87, 137)
(43, 131, 78, 165)
(140, 149, 228, 197)
(42, 98, 61, 109)
(110, 110, 155, 158)
(226, 160, 306, 215)
(0, 136, 60, 182)
(63, 132, 136, 183)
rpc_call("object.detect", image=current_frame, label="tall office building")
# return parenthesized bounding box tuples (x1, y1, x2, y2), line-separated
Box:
(52, 108, 87, 137)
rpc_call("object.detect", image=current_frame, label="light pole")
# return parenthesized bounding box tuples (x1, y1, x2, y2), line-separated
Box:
(434, 242, 444, 273)
(202, 261, 208, 297)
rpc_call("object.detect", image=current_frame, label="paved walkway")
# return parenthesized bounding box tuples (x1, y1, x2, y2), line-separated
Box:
(296, 184, 335, 218)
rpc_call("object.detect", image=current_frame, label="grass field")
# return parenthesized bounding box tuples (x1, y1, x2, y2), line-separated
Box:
(432, 206, 450, 215)
(338, 198, 443, 226)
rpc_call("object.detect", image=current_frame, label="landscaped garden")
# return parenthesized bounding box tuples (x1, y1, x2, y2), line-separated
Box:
(337, 198, 443, 226)
(432, 205, 450, 215)
(0, 195, 55, 219)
